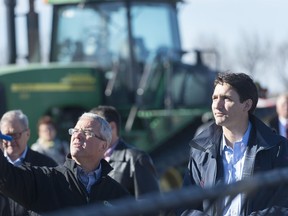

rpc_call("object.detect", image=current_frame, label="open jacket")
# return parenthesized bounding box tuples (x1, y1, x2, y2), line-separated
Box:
(181, 115, 288, 216)
(0, 153, 130, 214)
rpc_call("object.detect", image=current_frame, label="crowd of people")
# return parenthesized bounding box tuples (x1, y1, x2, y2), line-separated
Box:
(0, 71, 288, 216)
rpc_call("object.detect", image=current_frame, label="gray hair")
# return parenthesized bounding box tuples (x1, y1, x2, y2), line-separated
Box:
(80, 112, 112, 145)
(0, 110, 29, 129)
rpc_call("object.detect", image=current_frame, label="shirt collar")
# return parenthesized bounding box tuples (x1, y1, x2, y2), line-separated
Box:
(4, 146, 28, 166)
(222, 121, 252, 151)
(77, 163, 102, 176)
(279, 117, 288, 126)
(77, 163, 102, 192)
(105, 138, 119, 158)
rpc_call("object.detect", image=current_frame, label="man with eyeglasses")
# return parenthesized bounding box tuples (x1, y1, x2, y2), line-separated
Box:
(0, 109, 58, 216)
(0, 112, 130, 215)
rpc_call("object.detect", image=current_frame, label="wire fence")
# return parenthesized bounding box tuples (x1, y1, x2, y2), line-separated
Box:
(45, 167, 288, 216)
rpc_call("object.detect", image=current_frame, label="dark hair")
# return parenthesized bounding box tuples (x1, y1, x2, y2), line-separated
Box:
(90, 106, 121, 135)
(37, 115, 56, 130)
(214, 72, 258, 114)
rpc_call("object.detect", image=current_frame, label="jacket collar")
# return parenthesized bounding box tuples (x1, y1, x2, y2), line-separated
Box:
(109, 139, 128, 162)
(248, 114, 284, 149)
(190, 122, 222, 158)
(191, 115, 283, 156)
(64, 154, 113, 176)
(114, 138, 129, 150)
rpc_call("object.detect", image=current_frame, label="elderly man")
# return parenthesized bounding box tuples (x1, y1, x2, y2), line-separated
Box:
(0, 110, 57, 216)
(0, 110, 57, 167)
(0, 112, 130, 214)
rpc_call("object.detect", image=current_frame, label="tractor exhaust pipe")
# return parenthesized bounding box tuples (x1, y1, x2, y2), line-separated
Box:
(4, 0, 17, 64)
(27, 0, 41, 62)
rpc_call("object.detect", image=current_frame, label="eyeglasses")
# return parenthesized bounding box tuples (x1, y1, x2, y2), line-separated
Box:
(68, 128, 106, 141)
(4, 129, 27, 140)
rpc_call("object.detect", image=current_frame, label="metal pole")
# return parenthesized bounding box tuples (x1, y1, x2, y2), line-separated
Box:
(27, 0, 41, 62)
(4, 0, 17, 64)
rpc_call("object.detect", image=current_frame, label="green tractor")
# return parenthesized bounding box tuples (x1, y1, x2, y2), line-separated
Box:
(1, 0, 217, 190)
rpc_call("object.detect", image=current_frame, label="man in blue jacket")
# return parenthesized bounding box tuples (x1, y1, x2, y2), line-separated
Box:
(180, 72, 288, 215)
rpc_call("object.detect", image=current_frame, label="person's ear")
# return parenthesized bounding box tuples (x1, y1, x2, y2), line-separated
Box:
(243, 99, 253, 112)
(109, 122, 117, 132)
(26, 129, 31, 138)
(102, 141, 108, 151)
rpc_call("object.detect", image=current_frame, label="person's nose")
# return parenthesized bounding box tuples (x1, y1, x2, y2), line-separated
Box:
(212, 98, 222, 109)
(73, 130, 85, 139)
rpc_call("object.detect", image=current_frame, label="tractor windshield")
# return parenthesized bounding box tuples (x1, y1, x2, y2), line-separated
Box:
(50, 1, 181, 69)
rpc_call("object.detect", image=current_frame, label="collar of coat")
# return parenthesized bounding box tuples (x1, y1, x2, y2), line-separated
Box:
(63, 154, 113, 176)
(190, 114, 287, 158)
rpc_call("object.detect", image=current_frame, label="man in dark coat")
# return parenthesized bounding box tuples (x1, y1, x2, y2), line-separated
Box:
(0, 112, 130, 215)
(268, 92, 288, 138)
(180, 72, 288, 215)
(0, 110, 58, 216)
(90, 106, 160, 199)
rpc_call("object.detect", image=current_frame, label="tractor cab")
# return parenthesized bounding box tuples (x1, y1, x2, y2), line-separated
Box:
(49, 0, 215, 110)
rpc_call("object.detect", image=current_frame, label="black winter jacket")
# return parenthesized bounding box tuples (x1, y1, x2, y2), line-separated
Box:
(268, 115, 281, 134)
(0, 147, 57, 216)
(0, 152, 130, 214)
(108, 139, 160, 199)
(181, 115, 288, 216)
